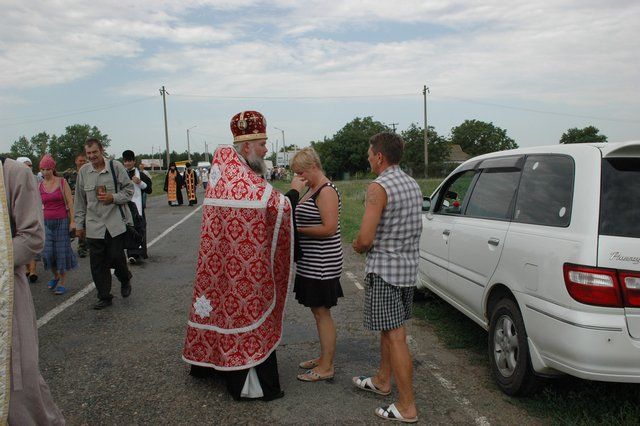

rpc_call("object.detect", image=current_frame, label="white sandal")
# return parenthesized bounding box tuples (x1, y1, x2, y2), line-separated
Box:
(352, 376, 391, 396)
(375, 403, 418, 423)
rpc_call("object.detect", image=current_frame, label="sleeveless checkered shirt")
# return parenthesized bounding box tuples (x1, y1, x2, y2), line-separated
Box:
(365, 165, 422, 287)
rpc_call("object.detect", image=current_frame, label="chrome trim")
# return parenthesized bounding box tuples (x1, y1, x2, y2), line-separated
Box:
(526, 304, 623, 332)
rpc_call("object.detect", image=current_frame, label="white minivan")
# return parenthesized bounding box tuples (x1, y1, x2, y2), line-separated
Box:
(418, 141, 640, 395)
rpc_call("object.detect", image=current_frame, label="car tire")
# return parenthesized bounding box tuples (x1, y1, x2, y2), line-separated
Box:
(488, 298, 541, 396)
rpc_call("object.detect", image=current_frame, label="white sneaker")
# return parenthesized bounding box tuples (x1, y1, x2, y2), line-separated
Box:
(128, 257, 137, 264)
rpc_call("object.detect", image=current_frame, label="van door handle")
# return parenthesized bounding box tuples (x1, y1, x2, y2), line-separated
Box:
(488, 238, 500, 246)
(443, 230, 451, 236)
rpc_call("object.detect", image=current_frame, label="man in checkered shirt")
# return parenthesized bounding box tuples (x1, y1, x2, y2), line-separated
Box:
(352, 132, 423, 424)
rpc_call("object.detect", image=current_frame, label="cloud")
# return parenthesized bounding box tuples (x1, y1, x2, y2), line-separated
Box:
(0, 0, 638, 113)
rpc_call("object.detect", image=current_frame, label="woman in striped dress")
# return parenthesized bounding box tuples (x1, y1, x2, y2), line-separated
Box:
(290, 148, 344, 382)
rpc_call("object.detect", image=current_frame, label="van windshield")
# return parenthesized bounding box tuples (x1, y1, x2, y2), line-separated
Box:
(599, 157, 640, 238)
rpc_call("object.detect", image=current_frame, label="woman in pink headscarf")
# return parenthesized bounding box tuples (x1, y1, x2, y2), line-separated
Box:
(38, 154, 77, 295)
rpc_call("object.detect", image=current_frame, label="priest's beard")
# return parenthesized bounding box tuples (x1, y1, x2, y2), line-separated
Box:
(247, 146, 267, 175)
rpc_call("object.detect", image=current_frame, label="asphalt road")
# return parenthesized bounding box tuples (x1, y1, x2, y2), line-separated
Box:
(31, 188, 541, 425)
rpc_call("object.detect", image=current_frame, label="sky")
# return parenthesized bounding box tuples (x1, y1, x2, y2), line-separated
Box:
(1, 0, 639, 159)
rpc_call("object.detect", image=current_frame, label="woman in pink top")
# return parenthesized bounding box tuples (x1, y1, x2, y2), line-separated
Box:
(38, 154, 77, 295)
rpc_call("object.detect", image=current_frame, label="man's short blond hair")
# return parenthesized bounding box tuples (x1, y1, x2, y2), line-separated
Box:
(290, 147, 322, 172)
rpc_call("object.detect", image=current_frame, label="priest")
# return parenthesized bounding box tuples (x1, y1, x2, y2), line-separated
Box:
(182, 111, 299, 401)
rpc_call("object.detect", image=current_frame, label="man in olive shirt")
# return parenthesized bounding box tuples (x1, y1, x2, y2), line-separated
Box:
(74, 138, 134, 310)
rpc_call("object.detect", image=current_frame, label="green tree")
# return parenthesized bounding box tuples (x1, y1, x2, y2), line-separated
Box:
(313, 117, 389, 179)
(49, 124, 111, 171)
(9, 136, 32, 158)
(559, 126, 608, 144)
(400, 123, 451, 176)
(450, 120, 518, 157)
(31, 132, 52, 160)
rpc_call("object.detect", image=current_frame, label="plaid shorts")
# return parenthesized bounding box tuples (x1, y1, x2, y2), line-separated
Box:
(363, 273, 414, 331)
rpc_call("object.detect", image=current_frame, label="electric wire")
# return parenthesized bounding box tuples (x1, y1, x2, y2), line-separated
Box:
(0, 96, 157, 128)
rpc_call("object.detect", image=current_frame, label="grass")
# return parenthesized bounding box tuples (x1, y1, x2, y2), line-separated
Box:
(412, 295, 640, 425)
(148, 172, 166, 197)
(273, 177, 442, 242)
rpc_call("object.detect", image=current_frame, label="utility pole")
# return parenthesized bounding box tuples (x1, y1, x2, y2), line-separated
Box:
(274, 127, 285, 167)
(160, 86, 170, 170)
(389, 122, 399, 133)
(204, 141, 209, 163)
(423, 85, 430, 178)
(186, 125, 197, 163)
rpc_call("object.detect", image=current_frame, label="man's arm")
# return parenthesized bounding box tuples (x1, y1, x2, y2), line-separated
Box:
(140, 171, 152, 194)
(113, 161, 134, 204)
(352, 182, 387, 254)
(74, 169, 87, 231)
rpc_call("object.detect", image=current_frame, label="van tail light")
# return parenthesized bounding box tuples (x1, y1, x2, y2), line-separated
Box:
(564, 264, 640, 308)
(563, 264, 622, 307)
(620, 272, 640, 308)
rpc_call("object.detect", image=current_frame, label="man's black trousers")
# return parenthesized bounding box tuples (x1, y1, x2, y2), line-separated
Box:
(87, 231, 131, 301)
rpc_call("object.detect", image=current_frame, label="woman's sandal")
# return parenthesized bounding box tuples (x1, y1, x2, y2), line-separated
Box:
(298, 359, 319, 369)
(374, 403, 418, 423)
(352, 376, 392, 396)
(54, 286, 67, 295)
(297, 369, 334, 382)
(47, 278, 60, 290)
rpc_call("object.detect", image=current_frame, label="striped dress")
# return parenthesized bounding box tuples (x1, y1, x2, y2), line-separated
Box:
(293, 182, 344, 308)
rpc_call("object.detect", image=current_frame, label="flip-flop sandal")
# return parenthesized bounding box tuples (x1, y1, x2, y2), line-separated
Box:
(352, 376, 391, 396)
(47, 278, 60, 290)
(297, 369, 334, 382)
(54, 286, 67, 295)
(299, 359, 319, 369)
(375, 403, 418, 423)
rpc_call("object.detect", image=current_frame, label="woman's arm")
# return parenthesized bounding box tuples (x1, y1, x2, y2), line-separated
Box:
(297, 186, 340, 238)
(62, 178, 75, 230)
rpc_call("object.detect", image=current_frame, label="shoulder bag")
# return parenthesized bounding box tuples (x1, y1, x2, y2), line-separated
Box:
(109, 160, 143, 250)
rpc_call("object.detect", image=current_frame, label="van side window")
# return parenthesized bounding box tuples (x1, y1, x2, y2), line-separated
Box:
(465, 168, 520, 220)
(434, 170, 476, 215)
(600, 157, 640, 238)
(514, 155, 574, 227)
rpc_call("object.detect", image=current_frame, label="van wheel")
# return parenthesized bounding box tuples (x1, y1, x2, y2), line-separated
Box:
(488, 298, 541, 396)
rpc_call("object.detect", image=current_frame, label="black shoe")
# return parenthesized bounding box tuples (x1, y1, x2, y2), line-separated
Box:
(189, 365, 215, 378)
(93, 299, 113, 310)
(29, 273, 38, 283)
(121, 282, 132, 298)
(78, 251, 87, 258)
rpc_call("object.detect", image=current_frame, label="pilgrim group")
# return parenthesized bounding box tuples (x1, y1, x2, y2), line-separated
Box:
(1, 110, 423, 424)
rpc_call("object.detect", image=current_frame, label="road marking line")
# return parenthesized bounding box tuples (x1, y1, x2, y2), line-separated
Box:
(406, 335, 491, 426)
(345, 271, 364, 290)
(37, 206, 203, 329)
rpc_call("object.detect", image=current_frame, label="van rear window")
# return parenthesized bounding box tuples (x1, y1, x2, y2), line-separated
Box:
(600, 158, 640, 238)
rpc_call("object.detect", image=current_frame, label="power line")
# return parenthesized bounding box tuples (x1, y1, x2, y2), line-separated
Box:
(438, 96, 640, 124)
(0, 96, 157, 128)
(172, 93, 418, 100)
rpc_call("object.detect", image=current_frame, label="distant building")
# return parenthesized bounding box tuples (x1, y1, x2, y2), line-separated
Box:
(448, 144, 471, 164)
(276, 149, 300, 167)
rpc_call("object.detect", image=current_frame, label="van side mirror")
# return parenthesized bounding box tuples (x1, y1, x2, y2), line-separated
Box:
(422, 196, 431, 212)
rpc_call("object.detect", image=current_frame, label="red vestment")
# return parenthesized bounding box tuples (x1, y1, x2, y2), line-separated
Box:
(183, 146, 293, 370)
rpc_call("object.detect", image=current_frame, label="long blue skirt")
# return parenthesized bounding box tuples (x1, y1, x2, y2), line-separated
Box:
(42, 218, 78, 274)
